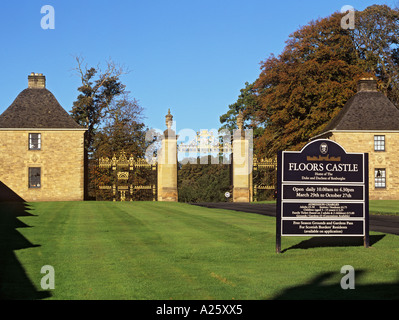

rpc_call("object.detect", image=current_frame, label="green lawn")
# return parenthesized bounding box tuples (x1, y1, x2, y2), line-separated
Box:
(1, 201, 399, 300)
(369, 200, 399, 215)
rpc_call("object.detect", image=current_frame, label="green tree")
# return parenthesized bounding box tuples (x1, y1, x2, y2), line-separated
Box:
(70, 57, 149, 200)
(220, 82, 259, 129)
(70, 57, 127, 154)
(93, 93, 147, 159)
(87, 95, 149, 200)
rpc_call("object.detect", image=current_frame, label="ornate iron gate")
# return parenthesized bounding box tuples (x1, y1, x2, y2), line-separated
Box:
(252, 157, 277, 201)
(96, 150, 157, 201)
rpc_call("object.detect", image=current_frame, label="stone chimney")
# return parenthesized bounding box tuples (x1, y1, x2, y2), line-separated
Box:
(358, 77, 378, 92)
(28, 72, 46, 89)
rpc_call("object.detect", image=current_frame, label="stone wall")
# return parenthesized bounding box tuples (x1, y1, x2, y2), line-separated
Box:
(329, 132, 399, 200)
(0, 130, 85, 201)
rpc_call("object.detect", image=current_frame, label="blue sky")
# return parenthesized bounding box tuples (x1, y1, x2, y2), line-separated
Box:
(0, 0, 396, 132)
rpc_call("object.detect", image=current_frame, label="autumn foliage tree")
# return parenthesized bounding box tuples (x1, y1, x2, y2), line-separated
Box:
(352, 5, 399, 104)
(253, 12, 369, 157)
(221, 5, 399, 159)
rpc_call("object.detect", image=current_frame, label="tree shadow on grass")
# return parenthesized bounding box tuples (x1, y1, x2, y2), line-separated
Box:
(272, 270, 399, 300)
(0, 181, 51, 300)
(281, 235, 385, 253)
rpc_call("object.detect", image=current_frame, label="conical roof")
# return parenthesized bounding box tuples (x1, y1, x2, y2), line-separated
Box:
(0, 74, 83, 129)
(320, 78, 399, 133)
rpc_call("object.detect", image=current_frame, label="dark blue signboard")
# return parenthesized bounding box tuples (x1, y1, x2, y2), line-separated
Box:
(282, 140, 364, 183)
(276, 139, 369, 253)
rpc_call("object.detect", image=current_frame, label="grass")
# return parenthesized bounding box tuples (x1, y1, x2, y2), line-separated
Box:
(369, 200, 399, 215)
(252, 200, 277, 204)
(1, 201, 399, 300)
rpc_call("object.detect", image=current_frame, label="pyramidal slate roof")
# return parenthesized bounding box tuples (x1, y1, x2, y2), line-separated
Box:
(319, 78, 399, 135)
(0, 73, 84, 129)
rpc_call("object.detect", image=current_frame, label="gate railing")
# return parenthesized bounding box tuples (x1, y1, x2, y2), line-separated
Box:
(97, 150, 157, 201)
(252, 157, 277, 202)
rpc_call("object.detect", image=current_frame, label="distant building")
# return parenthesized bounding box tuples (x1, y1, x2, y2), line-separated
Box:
(0, 73, 86, 201)
(313, 78, 399, 200)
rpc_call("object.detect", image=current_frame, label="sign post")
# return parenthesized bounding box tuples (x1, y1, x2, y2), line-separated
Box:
(276, 139, 369, 253)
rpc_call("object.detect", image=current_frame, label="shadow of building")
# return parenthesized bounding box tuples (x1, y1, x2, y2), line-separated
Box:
(0, 181, 51, 299)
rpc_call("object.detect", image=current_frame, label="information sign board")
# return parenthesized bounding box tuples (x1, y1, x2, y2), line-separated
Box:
(276, 140, 369, 253)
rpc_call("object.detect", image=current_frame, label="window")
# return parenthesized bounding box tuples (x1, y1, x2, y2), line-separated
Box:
(29, 133, 41, 150)
(29, 167, 41, 188)
(375, 168, 386, 188)
(374, 135, 385, 151)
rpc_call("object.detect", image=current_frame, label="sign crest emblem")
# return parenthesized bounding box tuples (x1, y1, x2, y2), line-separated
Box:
(320, 142, 328, 155)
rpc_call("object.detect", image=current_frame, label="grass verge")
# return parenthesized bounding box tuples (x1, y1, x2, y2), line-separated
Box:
(1, 201, 398, 300)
